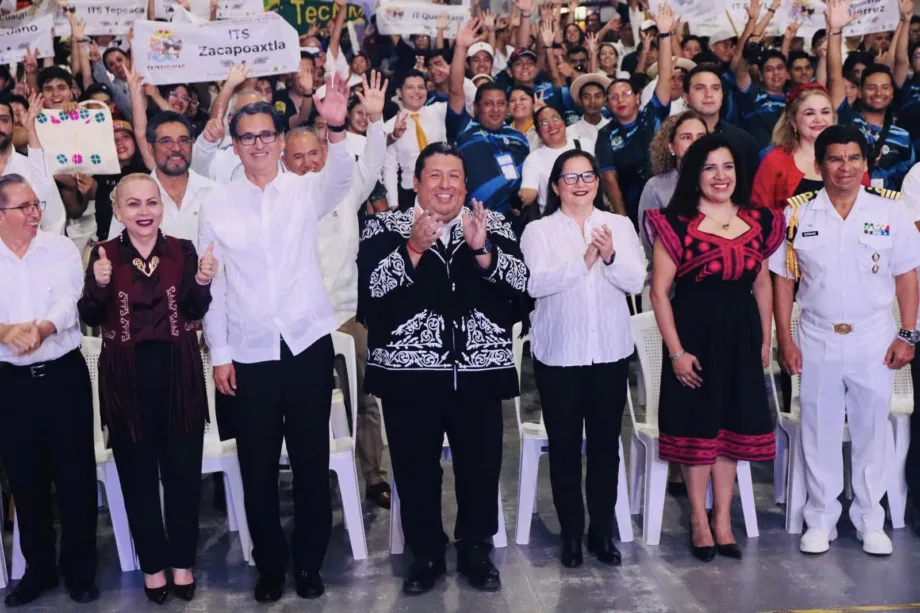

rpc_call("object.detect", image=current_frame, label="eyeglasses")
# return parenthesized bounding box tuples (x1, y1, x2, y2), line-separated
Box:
(168, 92, 192, 104)
(237, 131, 278, 146)
(607, 91, 635, 102)
(155, 136, 192, 148)
(538, 115, 563, 128)
(188, 99, 200, 108)
(2, 201, 46, 213)
(559, 171, 598, 185)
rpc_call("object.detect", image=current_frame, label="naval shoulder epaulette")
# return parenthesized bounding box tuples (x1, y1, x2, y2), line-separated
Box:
(864, 186, 901, 200)
(785, 191, 818, 208)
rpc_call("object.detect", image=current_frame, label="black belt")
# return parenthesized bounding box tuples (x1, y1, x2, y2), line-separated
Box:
(0, 349, 79, 379)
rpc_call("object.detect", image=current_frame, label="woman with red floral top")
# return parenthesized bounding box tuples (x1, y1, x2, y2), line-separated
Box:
(645, 134, 784, 563)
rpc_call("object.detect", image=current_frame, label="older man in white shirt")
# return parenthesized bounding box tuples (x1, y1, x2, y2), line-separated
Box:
(107, 112, 216, 241)
(282, 72, 392, 508)
(199, 74, 354, 604)
(0, 175, 98, 607)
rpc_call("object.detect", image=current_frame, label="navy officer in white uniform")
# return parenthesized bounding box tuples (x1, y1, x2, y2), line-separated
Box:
(771, 125, 920, 556)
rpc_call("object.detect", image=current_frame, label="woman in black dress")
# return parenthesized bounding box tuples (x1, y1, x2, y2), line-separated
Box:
(645, 134, 784, 562)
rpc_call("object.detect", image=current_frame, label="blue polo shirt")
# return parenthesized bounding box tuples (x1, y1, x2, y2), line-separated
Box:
(839, 102, 915, 190)
(735, 83, 787, 155)
(595, 93, 670, 228)
(446, 105, 530, 214)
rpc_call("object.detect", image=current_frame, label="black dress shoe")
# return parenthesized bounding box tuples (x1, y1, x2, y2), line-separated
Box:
(586, 535, 622, 566)
(690, 523, 716, 562)
(716, 543, 743, 559)
(173, 581, 196, 602)
(4, 572, 59, 607)
(69, 583, 100, 604)
(365, 482, 392, 510)
(403, 557, 446, 595)
(561, 537, 583, 568)
(254, 575, 284, 603)
(144, 585, 168, 605)
(295, 570, 324, 599)
(457, 544, 501, 592)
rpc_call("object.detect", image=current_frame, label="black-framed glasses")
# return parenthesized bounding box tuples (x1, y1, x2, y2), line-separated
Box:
(237, 131, 278, 146)
(2, 201, 45, 213)
(155, 136, 192, 148)
(559, 171, 598, 185)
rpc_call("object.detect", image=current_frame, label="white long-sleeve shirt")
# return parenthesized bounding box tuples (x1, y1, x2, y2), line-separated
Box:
(383, 102, 447, 210)
(200, 139, 355, 366)
(521, 208, 645, 367)
(0, 231, 83, 366)
(318, 120, 386, 324)
(4, 148, 65, 236)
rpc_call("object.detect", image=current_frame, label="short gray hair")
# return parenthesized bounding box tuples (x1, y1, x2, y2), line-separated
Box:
(0, 174, 30, 209)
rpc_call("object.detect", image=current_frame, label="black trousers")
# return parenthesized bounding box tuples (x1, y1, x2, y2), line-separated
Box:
(533, 358, 629, 539)
(109, 342, 204, 574)
(233, 336, 334, 577)
(0, 350, 97, 588)
(907, 350, 920, 506)
(382, 395, 503, 560)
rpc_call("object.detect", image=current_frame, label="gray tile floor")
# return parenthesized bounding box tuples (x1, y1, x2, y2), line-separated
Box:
(5, 357, 920, 613)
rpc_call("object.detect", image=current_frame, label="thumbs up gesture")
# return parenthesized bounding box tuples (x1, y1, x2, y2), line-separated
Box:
(195, 242, 218, 285)
(93, 246, 112, 287)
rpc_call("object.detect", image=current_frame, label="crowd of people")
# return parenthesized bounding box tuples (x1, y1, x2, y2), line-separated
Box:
(3, 0, 920, 606)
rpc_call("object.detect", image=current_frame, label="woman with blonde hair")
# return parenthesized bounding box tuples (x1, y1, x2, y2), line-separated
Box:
(751, 83, 868, 209)
(78, 173, 217, 604)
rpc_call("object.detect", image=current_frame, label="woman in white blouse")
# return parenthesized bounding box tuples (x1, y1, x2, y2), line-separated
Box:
(520, 150, 645, 569)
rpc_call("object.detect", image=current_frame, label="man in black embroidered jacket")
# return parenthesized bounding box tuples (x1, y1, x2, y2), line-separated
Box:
(357, 142, 529, 595)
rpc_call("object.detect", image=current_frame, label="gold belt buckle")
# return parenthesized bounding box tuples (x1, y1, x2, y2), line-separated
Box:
(833, 323, 853, 335)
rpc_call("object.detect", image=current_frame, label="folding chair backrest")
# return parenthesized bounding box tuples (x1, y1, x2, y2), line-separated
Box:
(80, 336, 104, 455)
(629, 312, 663, 428)
(512, 322, 528, 437)
(200, 346, 219, 445)
(331, 330, 359, 436)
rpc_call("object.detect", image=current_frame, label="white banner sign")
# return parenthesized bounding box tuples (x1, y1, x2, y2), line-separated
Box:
(779, 0, 898, 37)
(690, 1, 782, 37)
(154, 0, 262, 20)
(53, 0, 148, 36)
(0, 13, 54, 63)
(134, 12, 300, 85)
(375, 1, 469, 38)
(649, 0, 723, 24)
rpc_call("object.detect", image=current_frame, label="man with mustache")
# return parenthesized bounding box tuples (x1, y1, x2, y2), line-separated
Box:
(106, 112, 216, 242)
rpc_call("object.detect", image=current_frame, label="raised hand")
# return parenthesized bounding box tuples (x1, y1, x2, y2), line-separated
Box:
(94, 246, 112, 287)
(355, 70, 388, 123)
(899, 0, 912, 20)
(539, 0, 554, 23)
(225, 62, 251, 90)
(785, 17, 804, 38)
(22, 47, 38, 76)
(75, 173, 96, 197)
(202, 104, 225, 144)
(533, 89, 546, 111)
(436, 11, 450, 31)
(69, 15, 86, 40)
(456, 17, 481, 49)
(409, 208, 444, 255)
(88, 40, 102, 63)
(295, 58, 314, 95)
(745, 0, 762, 21)
(824, 0, 856, 30)
(463, 199, 489, 251)
(313, 73, 349, 127)
(125, 63, 144, 99)
(585, 31, 599, 56)
(481, 9, 495, 30)
(196, 242, 218, 285)
(539, 20, 556, 47)
(654, 1, 674, 36)
(392, 113, 408, 140)
(511, 0, 534, 15)
(25, 93, 43, 129)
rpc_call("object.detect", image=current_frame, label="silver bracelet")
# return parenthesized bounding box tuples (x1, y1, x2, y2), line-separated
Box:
(669, 350, 685, 361)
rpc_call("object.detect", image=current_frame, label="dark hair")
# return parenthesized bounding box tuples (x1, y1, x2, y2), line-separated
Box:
(811, 28, 827, 47)
(666, 133, 751, 217)
(0, 174, 30, 209)
(533, 104, 562, 126)
(509, 84, 534, 99)
(474, 81, 508, 105)
(145, 111, 193, 145)
(787, 49, 812, 69)
(567, 45, 588, 58)
(347, 95, 364, 114)
(414, 141, 463, 180)
(81, 82, 113, 102)
(0, 93, 27, 117)
(0, 65, 11, 89)
(425, 48, 451, 66)
(815, 125, 868, 163)
(912, 15, 920, 23)
(37, 66, 73, 91)
(160, 82, 191, 98)
(102, 47, 129, 67)
(563, 23, 584, 44)
(607, 78, 639, 95)
(400, 69, 428, 89)
(860, 63, 893, 87)
(690, 50, 721, 66)
(542, 150, 606, 218)
(757, 49, 787, 71)
(579, 81, 606, 99)
(843, 51, 873, 77)
(681, 35, 704, 50)
(229, 101, 285, 139)
(683, 64, 723, 94)
(911, 42, 920, 60)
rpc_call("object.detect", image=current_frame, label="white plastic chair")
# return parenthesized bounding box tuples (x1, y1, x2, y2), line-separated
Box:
(628, 312, 759, 546)
(11, 337, 137, 580)
(513, 323, 634, 545)
(279, 331, 368, 561)
(0, 497, 8, 588)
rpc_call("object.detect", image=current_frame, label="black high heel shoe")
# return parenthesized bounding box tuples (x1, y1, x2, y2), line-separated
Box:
(710, 522, 742, 559)
(173, 580, 196, 601)
(144, 585, 169, 605)
(689, 523, 716, 562)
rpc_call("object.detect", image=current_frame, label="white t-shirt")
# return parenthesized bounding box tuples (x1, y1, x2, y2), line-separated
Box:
(521, 136, 595, 212)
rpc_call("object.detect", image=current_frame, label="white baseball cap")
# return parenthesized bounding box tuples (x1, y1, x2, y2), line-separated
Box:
(467, 42, 494, 58)
(709, 30, 736, 44)
(639, 19, 657, 31)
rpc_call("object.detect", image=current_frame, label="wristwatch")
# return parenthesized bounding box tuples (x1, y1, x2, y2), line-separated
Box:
(471, 239, 493, 256)
(898, 328, 920, 345)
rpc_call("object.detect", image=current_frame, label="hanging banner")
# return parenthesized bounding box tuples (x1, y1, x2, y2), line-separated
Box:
(375, 0, 468, 37)
(649, 0, 724, 24)
(53, 0, 148, 36)
(217, 0, 265, 18)
(692, 0, 781, 37)
(0, 0, 54, 28)
(0, 13, 54, 63)
(268, 0, 370, 36)
(778, 0, 899, 37)
(133, 12, 300, 85)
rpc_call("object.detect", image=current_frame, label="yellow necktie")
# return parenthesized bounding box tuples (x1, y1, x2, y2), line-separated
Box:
(411, 113, 428, 151)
